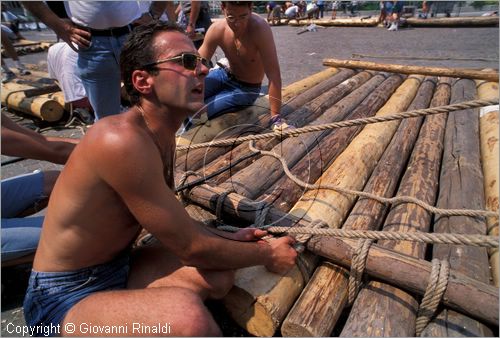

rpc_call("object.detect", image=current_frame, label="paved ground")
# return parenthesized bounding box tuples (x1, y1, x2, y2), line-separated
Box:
(1, 16, 499, 336)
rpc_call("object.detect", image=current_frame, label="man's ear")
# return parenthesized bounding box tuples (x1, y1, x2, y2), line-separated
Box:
(132, 69, 153, 96)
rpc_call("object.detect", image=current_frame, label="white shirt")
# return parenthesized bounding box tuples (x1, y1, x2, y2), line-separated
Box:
(285, 5, 299, 17)
(48, 42, 86, 103)
(64, 1, 142, 29)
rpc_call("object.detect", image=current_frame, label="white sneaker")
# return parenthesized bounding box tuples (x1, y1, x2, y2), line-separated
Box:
(387, 23, 398, 31)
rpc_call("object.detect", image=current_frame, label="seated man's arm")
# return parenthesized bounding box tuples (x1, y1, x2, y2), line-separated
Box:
(257, 23, 282, 118)
(1, 114, 77, 164)
(198, 22, 219, 59)
(91, 126, 296, 275)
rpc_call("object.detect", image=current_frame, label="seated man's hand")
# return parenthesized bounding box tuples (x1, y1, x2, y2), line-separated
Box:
(232, 227, 268, 242)
(271, 115, 296, 132)
(265, 236, 298, 275)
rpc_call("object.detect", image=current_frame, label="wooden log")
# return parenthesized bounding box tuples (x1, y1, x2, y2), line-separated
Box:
(340, 77, 451, 337)
(175, 68, 339, 149)
(323, 58, 499, 82)
(475, 78, 499, 287)
(263, 73, 403, 213)
(282, 76, 436, 337)
(218, 71, 375, 200)
(175, 69, 355, 174)
(1, 82, 64, 121)
(422, 78, 492, 336)
(195, 69, 363, 185)
(182, 182, 499, 326)
(406, 16, 499, 27)
(288, 17, 380, 27)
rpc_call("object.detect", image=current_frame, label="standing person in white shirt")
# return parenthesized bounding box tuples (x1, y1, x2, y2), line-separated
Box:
(22, 1, 169, 121)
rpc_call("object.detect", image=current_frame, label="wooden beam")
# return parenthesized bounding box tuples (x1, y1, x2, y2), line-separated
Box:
(323, 58, 499, 82)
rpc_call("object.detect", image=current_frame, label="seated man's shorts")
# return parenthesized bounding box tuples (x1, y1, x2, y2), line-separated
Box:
(23, 254, 129, 337)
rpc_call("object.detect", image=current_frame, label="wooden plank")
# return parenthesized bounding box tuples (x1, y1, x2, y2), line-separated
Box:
(218, 71, 375, 200)
(406, 16, 499, 27)
(475, 78, 499, 287)
(340, 77, 450, 337)
(422, 78, 492, 336)
(323, 58, 499, 82)
(283, 76, 434, 337)
(181, 182, 499, 326)
(1, 82, 64, 121)
(263, 73, 404, 213)
(288, 17, 380, 27)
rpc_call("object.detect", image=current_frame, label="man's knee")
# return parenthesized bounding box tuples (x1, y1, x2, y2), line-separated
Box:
(208, 269, 235, 299)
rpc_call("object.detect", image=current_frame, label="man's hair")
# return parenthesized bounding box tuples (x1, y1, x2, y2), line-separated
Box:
(120, 21, 185, 105)
(221, 1, 252, 8)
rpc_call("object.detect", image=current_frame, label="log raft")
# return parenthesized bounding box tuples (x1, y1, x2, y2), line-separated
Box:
(174, 61, 499, 336)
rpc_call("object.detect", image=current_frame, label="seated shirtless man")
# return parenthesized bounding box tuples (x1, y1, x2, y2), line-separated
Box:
(199, 1, 290, 130)
(23, 21, 297, 336)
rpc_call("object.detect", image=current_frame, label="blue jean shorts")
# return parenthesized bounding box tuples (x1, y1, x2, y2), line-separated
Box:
(23, 254, 130, 337)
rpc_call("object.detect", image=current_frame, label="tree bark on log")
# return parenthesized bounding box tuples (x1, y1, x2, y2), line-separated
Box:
(340, 77, 451, 337)
(218, 71, 375, 201)
(323, 58, 499, 82)
(422, 78, 492, 337)
(288, 17, 380, 27)
(175, 68, 340, 149)
(263, 73, 403, 213)
(1, 82, 64, 121)
(181, 182, 499, 327)
(196, 73, 365, 184)
(282, 76, 436, 337)
(475, 79, 499, 287)
(406, 16, 499, 27)
(175, 69, 354, 174)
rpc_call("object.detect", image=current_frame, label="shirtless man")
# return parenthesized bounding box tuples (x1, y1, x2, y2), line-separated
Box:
(199, 1, 291, 130)
(23, 21, 297, 336)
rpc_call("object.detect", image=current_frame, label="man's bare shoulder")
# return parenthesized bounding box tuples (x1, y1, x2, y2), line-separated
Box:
(206, 19, 226, 38)
(249, 12, 272, 33)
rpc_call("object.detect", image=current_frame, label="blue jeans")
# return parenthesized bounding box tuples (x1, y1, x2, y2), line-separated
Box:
(204, 68, 262, 120)
(77, 33, 129, 121)
(24, 254, 130, 337)
(1, 171, 45, 262)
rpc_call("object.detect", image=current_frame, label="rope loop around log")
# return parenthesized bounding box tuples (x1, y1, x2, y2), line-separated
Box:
(177, 171, 200, 206)
(415, 259, 450, 336)
(348, 239, 374, 306)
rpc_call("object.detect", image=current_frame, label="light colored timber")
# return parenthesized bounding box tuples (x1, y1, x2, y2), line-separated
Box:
(323, 58, 499, 82)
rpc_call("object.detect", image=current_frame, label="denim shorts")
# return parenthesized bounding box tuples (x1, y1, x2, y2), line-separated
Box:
(23, 254, 130, 337)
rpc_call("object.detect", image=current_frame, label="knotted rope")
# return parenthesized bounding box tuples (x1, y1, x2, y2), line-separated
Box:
(348, 239, 374, 306)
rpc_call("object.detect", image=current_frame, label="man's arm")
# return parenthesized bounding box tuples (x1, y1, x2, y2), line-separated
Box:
(149, 1, 175, 22)
(198, 22, 220, 58)
(1, 114, 78, 164)
(257, 22, 282, 119)
(186, 1, 201, 37)
(21, 1, 91, 51)
(90, 125, 296, 274)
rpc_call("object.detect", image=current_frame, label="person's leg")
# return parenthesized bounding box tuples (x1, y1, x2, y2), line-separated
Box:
(1, 217, 43, 262)
(62, 287, 222, 336)
(205, 85, 261, 120)
(204, 67, 230, 100)
(1, 171, 57, 218)
(1, 29, 30, 76)
(127, 242, 235, 301)
(77, 35, 125, 121)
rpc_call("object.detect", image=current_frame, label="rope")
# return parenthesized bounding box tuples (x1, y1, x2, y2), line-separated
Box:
(177, 171, 199, 205)
(176, 99, 498, 151)
(348, 239, 374, 306)
(249, 141, 499, 220)
(266, 226, 499, 248)
(215, 190, 232, 224)
(415, 259, 450, 336)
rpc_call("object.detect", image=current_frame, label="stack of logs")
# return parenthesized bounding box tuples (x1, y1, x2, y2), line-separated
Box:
(1, 40, 53, 58)
(176, 61, 499, 336)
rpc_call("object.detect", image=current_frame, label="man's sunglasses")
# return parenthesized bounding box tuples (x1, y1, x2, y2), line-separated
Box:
(142, 53, 213, 71)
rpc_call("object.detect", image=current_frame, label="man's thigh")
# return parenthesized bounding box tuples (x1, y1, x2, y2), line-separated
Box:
(205, 87, 261, 119)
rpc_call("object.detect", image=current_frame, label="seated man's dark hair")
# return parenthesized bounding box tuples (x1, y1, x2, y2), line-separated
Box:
(120, 21, 185, 105)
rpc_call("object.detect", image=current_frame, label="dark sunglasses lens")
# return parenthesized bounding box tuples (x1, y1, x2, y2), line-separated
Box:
(183, 54, 198, 70)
